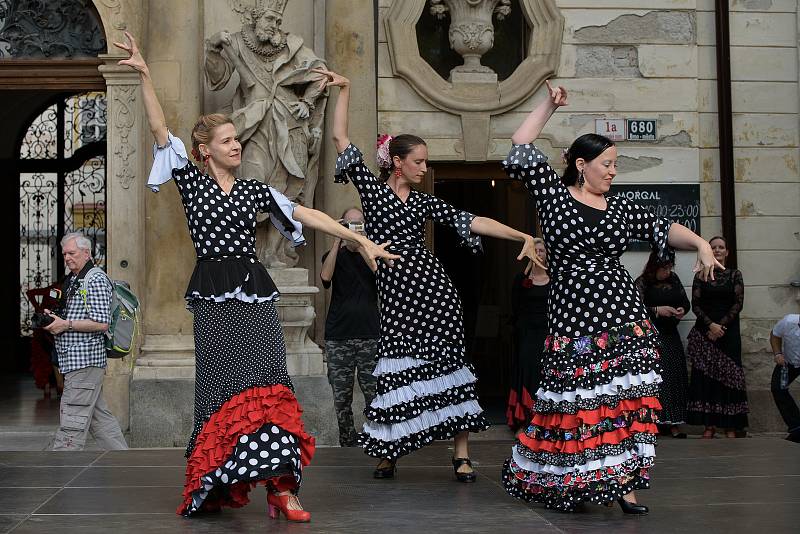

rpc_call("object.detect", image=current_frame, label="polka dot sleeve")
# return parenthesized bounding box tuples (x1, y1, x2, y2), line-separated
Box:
(502, 144, 560, 199)
(334, 143, 379, 191)
(422, 193, 483, 254)
(624, 198, 675, 262)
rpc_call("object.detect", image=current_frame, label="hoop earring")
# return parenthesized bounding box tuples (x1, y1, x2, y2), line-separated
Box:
(578, 170, 585, 188)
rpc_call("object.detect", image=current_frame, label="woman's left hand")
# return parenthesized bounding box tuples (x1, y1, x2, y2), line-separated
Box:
(356, 240, 401, 272)
(693, 243, 724, 281)
(517, 236, 546, 271)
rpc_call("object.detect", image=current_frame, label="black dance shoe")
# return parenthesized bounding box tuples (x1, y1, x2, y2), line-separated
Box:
(452, 457, 477, 483)
(373, 458, 396, 479)
(617, 498, 649, 515)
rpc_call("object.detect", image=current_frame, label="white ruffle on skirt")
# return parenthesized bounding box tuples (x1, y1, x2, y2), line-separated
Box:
(362, 400, 483, 441)
(511, 444, 656, 475)
(373, 356, 427, 376)
(370, 366, 477, 409)
(536, 370, 662, 403)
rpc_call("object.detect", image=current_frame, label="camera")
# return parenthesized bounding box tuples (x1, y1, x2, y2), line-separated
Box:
(31, 312, 55, 329)
(345, 221, 365, 233)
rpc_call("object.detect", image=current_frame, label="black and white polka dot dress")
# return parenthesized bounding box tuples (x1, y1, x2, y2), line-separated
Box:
(147, 133, 315, 516)
(499, 144, 673, 511)
(335, 144, 490, 460)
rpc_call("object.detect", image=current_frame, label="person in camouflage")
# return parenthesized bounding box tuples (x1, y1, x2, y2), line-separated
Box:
(321, 208, 380, 447)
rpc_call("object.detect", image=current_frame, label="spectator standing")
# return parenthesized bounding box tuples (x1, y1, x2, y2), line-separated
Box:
(686, 236, 748, 438)
(320, 208, 381, 447)
(44, 232, 128, 451)
(506, 238, 550, 431)
(770, 313, 800, 442)
(634, 252, 691, 438)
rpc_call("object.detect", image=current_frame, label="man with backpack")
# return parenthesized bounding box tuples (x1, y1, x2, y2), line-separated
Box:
(44, 231, 128, 451)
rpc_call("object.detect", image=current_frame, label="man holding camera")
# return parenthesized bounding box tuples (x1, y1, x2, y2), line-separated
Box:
(43, 232, 128, 451)
(320, 208, 380, 446)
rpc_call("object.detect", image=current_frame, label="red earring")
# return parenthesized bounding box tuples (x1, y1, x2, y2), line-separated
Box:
(394, 167, 402, 178)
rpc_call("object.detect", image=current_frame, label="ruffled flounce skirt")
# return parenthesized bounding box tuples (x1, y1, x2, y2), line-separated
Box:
(178, 385, 315, 516)
(686, 327, 749, 429)
(357, 336, 490, 460)
(502, 319, 662, 511)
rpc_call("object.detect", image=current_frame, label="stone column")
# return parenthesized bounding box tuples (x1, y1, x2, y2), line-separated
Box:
(97, 59, 145, 431)
(127, 0, 204, 447)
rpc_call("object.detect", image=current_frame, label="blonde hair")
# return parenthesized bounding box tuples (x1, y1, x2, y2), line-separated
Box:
(532, 237, 545, 247)
(190, 113, 234, 161)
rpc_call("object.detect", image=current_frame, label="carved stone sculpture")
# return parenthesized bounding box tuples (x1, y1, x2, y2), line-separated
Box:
(205, 0, 327, 267)
(429, 0, 512, 80)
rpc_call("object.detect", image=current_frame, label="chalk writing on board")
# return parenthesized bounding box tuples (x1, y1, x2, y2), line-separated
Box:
(611, 184, 700, 249)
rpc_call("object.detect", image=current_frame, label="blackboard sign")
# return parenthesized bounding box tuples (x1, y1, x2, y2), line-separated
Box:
(610, 184, 700, 251)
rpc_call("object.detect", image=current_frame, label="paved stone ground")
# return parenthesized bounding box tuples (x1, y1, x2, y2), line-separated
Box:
(0, 437, 798, 534)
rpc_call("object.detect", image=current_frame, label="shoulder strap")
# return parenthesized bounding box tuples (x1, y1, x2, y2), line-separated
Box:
(79, 267, 111, 310)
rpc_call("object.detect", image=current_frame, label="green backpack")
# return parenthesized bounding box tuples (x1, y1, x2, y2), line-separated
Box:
(81, 267, 140, 359)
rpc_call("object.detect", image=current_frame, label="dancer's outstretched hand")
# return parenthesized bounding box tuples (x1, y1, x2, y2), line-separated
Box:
(692, 244, 724, 281)
(518, 236, 546, 272)
(357, 240, 401, 272)
(114, 31, 148, 74)
(545, 80, 568, 107)
(311, 67, 350, 91)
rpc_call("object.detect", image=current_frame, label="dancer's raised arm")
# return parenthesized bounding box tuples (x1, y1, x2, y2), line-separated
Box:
(114, 31, 168, 146)
(313, 67, 351, 152)
(511, 80, 567, 145)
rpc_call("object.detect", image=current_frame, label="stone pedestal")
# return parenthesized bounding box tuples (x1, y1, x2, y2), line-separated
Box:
(268, 268, 324, 375)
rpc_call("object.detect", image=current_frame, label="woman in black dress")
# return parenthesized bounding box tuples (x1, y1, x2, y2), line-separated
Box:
(687, 236, 748, 438)
(506, 238, 550, 431)
(116, 33, 397, 523)
(500, 81, 722, 514)
(634, 252, 691, 438)
(320, 67, 544, 483)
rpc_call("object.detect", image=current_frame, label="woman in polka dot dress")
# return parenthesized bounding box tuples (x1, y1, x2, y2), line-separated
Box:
(500, 81, 723, 514)
(320, 67, 543, 482)
(116, 33, 398, 522)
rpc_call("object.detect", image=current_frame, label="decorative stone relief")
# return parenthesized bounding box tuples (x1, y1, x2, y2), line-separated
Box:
(0, 0, 106, 58)
(385, 0, 563, 160)
(111, 85, 136, 189)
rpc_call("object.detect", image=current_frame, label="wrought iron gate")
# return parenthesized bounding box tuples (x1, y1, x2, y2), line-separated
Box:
(18, 91, 106, 335)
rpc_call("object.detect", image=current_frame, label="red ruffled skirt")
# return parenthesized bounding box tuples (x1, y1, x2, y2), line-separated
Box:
(177, 384, 315, 515)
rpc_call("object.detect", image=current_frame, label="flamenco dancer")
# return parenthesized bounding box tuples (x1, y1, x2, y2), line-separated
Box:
(116, 33, 398, 522)
(320, 67, 544, 482)
(500, 81, 722, 514)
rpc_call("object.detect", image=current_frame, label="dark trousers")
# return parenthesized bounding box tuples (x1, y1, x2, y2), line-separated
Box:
(771, 364, 800, 433)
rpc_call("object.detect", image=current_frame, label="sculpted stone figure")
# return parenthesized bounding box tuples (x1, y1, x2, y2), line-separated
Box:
(205, 0, 327, 267)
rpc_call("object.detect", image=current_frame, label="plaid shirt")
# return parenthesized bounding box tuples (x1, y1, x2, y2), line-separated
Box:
(55, 269, 112, 374)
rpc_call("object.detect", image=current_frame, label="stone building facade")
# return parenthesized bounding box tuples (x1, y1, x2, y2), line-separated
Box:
(376, 0, 800, 432)
(4, 1, 796, 445)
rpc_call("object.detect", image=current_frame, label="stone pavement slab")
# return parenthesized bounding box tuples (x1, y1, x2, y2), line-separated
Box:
(0, 437, 798, 533)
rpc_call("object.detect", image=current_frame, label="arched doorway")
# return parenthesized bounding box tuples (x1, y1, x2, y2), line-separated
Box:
(18, 92, 107, 337)
(0, 1, 109, 433)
